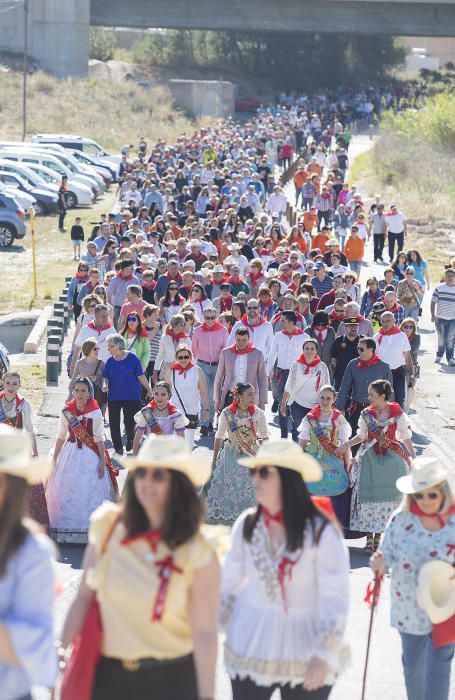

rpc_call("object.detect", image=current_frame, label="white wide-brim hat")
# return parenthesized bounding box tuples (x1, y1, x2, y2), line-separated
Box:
(238, 439, 322, 482)
(0, 424, 52, 485)
(396, 457, 451, 494)
(416, 560, 455, 624)
(120, 435, 210, 487)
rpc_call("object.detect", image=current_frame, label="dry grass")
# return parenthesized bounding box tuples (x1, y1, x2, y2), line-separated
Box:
(12, 363, 46, 413)
(0, 190, 117, 314)
(0, 72, 200, 150)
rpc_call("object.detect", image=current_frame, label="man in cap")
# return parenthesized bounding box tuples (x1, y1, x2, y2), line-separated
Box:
(331, 317, 361, 390)
(336, 301, 374, 338)
(311, 261, 333, 299)
(207, 264, 228, 300)
(323, 238, 348, 268)
(185, 240, 207, 270)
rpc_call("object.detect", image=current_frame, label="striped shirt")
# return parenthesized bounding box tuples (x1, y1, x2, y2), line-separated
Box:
(431, 283, 455, 320)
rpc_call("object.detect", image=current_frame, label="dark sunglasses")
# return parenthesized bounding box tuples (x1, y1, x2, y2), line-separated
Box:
(204, 316, 216, 320)
(248, 466, 273, 480)
(177, 354, 190, 360)
(414, 492, 440, 501)
(134, 467, 168, 481)
(168, 286, 179, 290)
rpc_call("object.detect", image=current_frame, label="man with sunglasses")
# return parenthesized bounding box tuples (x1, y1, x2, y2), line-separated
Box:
(214, 328, 268, 413)
(228, 299, 274, 362)
(336, 336, 393, 437)
(192, 309, 229, 435)
(70, 304, 114, 375)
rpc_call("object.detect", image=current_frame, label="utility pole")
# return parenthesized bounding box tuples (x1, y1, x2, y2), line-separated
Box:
(22, 0, 28, 141)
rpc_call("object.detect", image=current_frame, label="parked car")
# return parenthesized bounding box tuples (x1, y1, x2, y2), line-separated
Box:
(0, 171, 58, 215)
(68, 149, 113, 186)
(32, 134, 121, 178)
(0, 182, 36, 215)
(0, 191, 26, 247)
(23, 162, 94, 208)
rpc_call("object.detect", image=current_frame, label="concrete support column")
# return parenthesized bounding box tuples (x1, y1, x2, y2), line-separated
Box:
(0, 0, 90, 77)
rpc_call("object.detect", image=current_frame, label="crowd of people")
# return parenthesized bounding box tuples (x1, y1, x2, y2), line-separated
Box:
(1, 91, 454, 700)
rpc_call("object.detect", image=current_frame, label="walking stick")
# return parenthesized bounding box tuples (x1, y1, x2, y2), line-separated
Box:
(361, 573, 382, 700)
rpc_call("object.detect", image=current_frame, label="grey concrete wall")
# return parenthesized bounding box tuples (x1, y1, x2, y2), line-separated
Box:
(169, 80, 235, 118)
(0, 0, 90, 77)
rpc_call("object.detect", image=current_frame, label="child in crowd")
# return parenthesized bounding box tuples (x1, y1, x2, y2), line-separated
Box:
(70, 216, 84, 260)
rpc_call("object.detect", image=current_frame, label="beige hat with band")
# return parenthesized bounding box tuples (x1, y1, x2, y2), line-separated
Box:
(238, 439, 322, 482)
(0, 424, 52, 485)
(416, 560, 455, 624)
(120, 435, 210, 487)
(396, 457, 451, 495)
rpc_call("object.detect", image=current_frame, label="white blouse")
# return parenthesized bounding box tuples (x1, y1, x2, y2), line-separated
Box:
(298, 411, 351, 444)
(221, 510, 350, 687)
(284, 361, 331, 409)
(215, 407, 269, 441)
(56, 408, 105, 443)
(357, 411, 412, 443)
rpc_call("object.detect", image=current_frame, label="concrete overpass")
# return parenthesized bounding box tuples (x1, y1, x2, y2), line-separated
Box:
(0, 0, 455, 77)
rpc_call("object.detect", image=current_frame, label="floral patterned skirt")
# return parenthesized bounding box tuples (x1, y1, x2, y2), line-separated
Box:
(203, 443, 256, 525)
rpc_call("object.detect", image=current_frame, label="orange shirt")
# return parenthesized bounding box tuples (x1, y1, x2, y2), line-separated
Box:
(311, 233, 329, 253)
(286, 234, 308, 255)
(307, 162, 322, 176)
(344, 237, 365, 261)
(293, 171, 308, 188)
(302, 211, 318, 233)
(171, 225, 182, 239)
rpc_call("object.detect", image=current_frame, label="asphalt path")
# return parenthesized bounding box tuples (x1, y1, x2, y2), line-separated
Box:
(33, 134, 455, 699)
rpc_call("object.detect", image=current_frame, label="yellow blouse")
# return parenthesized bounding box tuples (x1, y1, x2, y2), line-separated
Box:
(87, 502, 213, 661)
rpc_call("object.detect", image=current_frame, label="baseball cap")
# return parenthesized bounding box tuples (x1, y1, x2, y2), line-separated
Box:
(314, 262, 326, 270)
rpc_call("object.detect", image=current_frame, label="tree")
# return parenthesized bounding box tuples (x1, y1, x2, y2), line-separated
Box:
(89, 28, 118, 62)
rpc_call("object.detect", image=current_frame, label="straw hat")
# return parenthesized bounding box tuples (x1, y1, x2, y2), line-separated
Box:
(416, 560, 455, 624)
(0, 424, 52, 485)
(238, 440, 322, 482)
(120, 435, 210, 487)
(396, 458, 451, 495)
(228, 243, 241, 252)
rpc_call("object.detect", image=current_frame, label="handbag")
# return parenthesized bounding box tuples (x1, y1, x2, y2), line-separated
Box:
(60, 516, 119, 700)
(172, 369, 199, 428)
(404, 280, 422, 316)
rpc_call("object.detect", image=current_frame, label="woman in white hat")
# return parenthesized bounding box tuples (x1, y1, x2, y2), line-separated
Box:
(205, 382, 269, 524)
(0, 424, 57, 700)
(224, 242, 250, 278)
(46, 377, 116, 544)
(61, 435, 220, 700)
(370, 458, 455, 700)
(221, 439, 350, 699)
(337, 378, 415, 552)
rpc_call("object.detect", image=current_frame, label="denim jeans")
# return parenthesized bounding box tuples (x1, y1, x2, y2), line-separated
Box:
(392, 365, 406, 408)
(275, 368, 290, 438)
(290, 402, 311, 442)
(403, 305, 420, 322)
(197, 360, 217, 426)
(349, 260, 362, 275)
(435, 318, 455, 361)
(400, 631, 454, 700)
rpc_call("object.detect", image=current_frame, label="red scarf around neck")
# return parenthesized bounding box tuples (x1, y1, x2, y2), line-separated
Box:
(126, 327, 149, 337)
(228, 402, 255, 416)
(307, 404, 342, 440)
(282, 328, 304, 338)
(229, 342, 255, 355)
(75, 272, 89, 281)
(262, 506, 284, 528)
(241, 313, 265, 329)
(378, 325, 401, 345)
(66, 398, 99, 416)
(170, 361, 194, 375)
(297, 354, 321, 374)
(147, 400, 178, 415)
(87, 321, 111, 334)
(356, 353, 382, 370)
(121, 529, 162, 550)
(165, 327, 188, 341)
(410, 501, 455, 529)
(165, 271, 182, 282)
(201, 321, 224, 332)
(117, 272, 134, 281)
(249, 271, 264, 284)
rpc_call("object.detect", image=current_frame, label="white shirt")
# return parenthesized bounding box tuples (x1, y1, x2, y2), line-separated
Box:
(385, 212, 406, 233)
(231, 354, 248, 389)
(228, 320, 274, 362)
(267, 193, 287, 215)
(224, 254, 250, 277)
(266, 330, 310, 374)
(374, 331, 411, 370)
(75, 323, 114, 363)
(284, 360, 331, 408)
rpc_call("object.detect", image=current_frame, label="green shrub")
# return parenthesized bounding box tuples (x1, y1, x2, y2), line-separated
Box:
(89, 28, 118, 62)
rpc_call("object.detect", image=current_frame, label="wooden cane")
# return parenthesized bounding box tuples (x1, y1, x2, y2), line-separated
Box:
(361, 573, 381, 700)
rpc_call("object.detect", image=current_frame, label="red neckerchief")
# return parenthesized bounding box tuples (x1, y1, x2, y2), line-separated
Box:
(152, 556, 183, 621)
(219, 295, 233, 312)
(313, 326, 328, 343)
(142, 280, 156, 289)
(126, 327, 149, 338)
(0, 392, 24, 428)
(229, 342, 255, 355)
(116, 272, 134, 281)
(170, 361, 194, 375)
(306, 404, 342, 442)
(282, 328, 304, 338)
(85, 281, 96, 293)
(329, 310, 344, 321)
(278, 273, 292, 284)
(121, 529, 162, 551)
(165, 327, 188, 341)
(259, 297, 273, 309)
(165, 271, 183, 282)
(386, 303, 399, 313)
(262, 506, 284, 528)
(356, 353, 382, 370)
(378, 325, 401, 345)
(66, 398, 100, 416)
(241, 313, 266, 329)
(410, 501, 455, 529)
(146, 400, 178, 415)
(226, 275, 244, 285)
(248, 271, 264, 284)
(366, 402, 402, 419)
(87, 321, 111, 335)
(228, 401, 255, 417)
(200, 321, 224, 332)
(75, 272, 89, 281)
(297, 354, 321, 374)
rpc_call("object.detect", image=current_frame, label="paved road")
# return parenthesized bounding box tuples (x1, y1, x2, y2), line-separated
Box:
(33, 134, 455, 699)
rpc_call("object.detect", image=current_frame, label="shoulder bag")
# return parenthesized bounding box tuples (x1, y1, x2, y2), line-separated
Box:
(172, 369, 198, 429)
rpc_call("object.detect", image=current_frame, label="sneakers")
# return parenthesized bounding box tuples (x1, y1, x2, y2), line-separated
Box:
(448, 359, 455, 367)
(435, 356, 442, 364)
(271, 399, 279, 413)
(200, 426, 209, 437)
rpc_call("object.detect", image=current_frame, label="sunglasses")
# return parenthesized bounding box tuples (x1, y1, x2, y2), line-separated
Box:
(134, 467, 169, 481)
(204, 316, 216, 320)
(248, 305, 259, 310)
(177, 354, 190, 360)
(402, 324, 414, 329)
(414, 492, 440, 501)
(168, 286, 179, 290)
(127, 316, 138, 322)
(248, 466, 274, 479)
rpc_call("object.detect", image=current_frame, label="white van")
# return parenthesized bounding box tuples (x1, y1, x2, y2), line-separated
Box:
(32, 134, 120, 176)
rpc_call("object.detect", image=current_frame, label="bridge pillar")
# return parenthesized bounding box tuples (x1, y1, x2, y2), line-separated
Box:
(0, 0, 90, 77)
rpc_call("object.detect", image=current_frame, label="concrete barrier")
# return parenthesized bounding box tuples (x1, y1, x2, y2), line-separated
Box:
(24, 306, 52, 353)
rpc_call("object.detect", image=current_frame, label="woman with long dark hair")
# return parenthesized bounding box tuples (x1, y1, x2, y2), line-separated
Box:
(221, 439, 349, 699)
(0, 424, 57, 699)
(159, 282, 185, 323)
(120, 312, 151, 372)
(61, 435, 220, 700)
